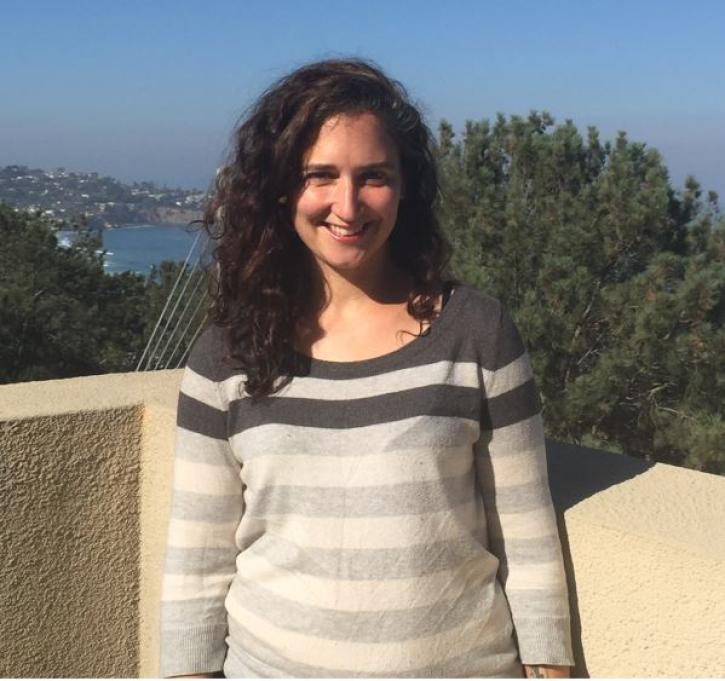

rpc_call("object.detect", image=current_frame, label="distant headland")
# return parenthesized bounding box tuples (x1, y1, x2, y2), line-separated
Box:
(0, 165, 205, 229)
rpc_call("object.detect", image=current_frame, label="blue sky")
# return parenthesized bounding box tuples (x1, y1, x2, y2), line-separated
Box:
(2, 0, 724, 199)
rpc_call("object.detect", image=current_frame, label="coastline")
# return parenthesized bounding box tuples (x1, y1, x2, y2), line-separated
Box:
(103, 208, 202, 229)
(53, 223, 204, 275)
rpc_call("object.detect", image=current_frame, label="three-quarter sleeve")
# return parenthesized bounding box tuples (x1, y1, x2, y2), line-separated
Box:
(159, 334, 244, 677)
(475, 302, 573, 666)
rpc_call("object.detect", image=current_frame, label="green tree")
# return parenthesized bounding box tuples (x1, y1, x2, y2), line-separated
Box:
(437, 114, 724, 474)
(0, 203, 147, 382)
(0, 203, 209, 381)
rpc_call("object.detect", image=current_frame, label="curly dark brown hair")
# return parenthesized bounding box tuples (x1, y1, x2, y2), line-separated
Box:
(203, 57, 453, 398)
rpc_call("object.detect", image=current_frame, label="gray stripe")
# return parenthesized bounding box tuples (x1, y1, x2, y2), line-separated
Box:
(242, 530, 493, 580)
(247, 470, 475, 518)
(479, 478, 554, 514)
(481, 378, 541, 430)
(495, 535, 564, 564)
(490, 305, 527, 369)
(185, 324, 239, 383)
(177, 391, 228, 440)
(227, 571, 492, 643)
(163, 546, 238, 575)
(169, 490, 243, 523)
(507, 591, 571, 619)
(234, 418, 479, 462)
(229, 383, 480, 435)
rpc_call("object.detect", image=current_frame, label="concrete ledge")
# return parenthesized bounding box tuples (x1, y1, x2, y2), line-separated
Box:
(549, 442, 725, 676)
(1, 371, 723, 677)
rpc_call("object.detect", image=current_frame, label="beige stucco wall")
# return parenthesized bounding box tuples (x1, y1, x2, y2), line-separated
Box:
(1, 371, 724, 677)
(0, 371, 180, 677)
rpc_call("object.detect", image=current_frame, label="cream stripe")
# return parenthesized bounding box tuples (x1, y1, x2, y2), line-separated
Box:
(175, 427, 236, 463)
(243, 446, 472, 489)
(174, 458, 242, 495)
(181, 366, 223, 409)
(167, 517, 239, 548)
(492, 507, 558, 540)
(239, 499, 483, 550)
(476, 449, 547, 488)
(162, 572, 232, 602)
(220, 360, 480, 403)
(225, 590, 507, 673)
(505, 561, 566, 591)
(218, 374, 247, 403)
(233, 551, 497, 611)
(482, 353, 533, 398)
(232, 416, 480, 459)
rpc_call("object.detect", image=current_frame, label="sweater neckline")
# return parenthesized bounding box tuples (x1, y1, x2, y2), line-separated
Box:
(291, 281, 466, 379)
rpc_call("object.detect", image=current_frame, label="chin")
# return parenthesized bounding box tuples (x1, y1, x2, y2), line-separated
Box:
(325, 258, 369, 274)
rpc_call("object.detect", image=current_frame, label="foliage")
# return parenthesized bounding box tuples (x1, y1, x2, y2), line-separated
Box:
(0, 203, 202, 383)
(437, 113, 724, 474)
(0, 205, 146, 381)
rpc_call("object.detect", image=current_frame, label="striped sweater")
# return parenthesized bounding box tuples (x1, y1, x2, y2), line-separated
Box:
(159, 284, 573, 677)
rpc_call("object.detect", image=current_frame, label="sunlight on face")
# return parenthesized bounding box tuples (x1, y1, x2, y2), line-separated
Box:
(292, 112, 403, 279)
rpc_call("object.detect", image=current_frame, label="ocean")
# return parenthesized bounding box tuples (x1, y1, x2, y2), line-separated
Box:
(57, 224, 206, 276)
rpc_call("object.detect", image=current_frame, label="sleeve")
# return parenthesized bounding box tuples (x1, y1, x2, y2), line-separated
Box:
(159, 335, 245, 677)
(474, 302, 574, 666)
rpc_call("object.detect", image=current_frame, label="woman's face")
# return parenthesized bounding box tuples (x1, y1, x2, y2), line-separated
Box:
(291, 112, 403, 280)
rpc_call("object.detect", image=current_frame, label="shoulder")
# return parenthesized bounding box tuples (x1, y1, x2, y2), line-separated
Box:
(450, 283, 526, 370)
(451, 283, 504, 323)
(185, 323, 238, 383)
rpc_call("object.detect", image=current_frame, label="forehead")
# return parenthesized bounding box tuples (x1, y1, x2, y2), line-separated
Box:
(303, 112, 400, 164)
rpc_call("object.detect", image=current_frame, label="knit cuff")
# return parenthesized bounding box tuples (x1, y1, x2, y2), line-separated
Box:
(159, 623, 228, 677)
(514, 616, 574, 666)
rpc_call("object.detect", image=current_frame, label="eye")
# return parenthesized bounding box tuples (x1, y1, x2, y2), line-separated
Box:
(361, 171, 389, 185)
(303, 171, 335, 185)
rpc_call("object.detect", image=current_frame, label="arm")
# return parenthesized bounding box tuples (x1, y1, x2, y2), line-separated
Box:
(475, 302, 574, 669)
(159, 332, 244, 677)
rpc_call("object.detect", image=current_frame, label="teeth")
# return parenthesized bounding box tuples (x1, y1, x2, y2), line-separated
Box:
(326, 223, 365, 237)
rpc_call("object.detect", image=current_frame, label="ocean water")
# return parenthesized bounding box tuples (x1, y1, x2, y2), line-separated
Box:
(57, 224, 207, 275)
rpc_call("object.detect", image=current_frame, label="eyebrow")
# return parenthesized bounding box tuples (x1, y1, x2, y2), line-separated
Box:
(302, 162, 397, 172)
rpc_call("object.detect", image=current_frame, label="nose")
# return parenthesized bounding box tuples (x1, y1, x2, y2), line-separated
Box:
(331, 175, 361, 224)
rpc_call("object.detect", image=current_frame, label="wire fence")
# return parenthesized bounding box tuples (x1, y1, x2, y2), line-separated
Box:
(135, 232, 209, 371)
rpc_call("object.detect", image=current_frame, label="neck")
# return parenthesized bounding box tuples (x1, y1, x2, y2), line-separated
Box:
(302, 251, 411, 322)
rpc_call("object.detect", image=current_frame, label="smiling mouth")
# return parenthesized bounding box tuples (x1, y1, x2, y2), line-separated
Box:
(323, 222, 369, 237)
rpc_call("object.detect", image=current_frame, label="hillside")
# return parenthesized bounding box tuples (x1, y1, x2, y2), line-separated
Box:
(0, 165, 205, 228)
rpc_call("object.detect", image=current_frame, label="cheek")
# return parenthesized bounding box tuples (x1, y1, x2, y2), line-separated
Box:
(293, 190, 327, 222)
(358, 185, 398, 210)
(375, 191, 402, 218)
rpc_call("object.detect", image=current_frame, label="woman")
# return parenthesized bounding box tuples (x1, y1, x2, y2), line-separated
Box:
(160, 58, 573, 678)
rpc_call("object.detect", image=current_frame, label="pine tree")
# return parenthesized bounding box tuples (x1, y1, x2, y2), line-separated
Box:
(436, 115, 724, 474)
